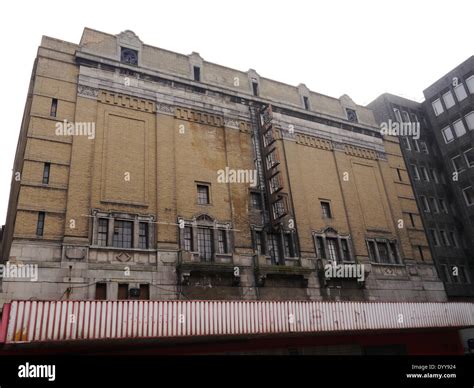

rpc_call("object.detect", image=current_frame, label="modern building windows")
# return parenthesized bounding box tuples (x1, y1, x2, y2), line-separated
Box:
(454, 83, 468, 101)
(413, 139, 421, 152)
(462, 186, 474, 206)
(466, 75, 474, 94)
(401, 137, 411, 150)
(449, 231, 459, 248)
(429, 229, 440, 246)
(393, 108, 402, 122)
(465, 112, 474, 130)
(411, 164, 420, 180)
(320, 201, 332, 219)
(429, 197, 439, 213)
(463, 148, 474, 167)
(441, 126, 454, 143)
(42, 162, 51, 184)
(430, 168, 439, 183)
(451, 155, 464, 173)
(420, 196, 430, 212)
(420, 166, 430, 182)
(113, 220, 133, 248)
(453, 118, 466, 137)
(36, 212, 45, 236)
(432, 99, 443, 116)
(439, 198, 448, 213)
(197, 184, 210, 204)
(440, 230, 450, 246)
(442, 90, 455, 109)
(50, 98, 58, 117)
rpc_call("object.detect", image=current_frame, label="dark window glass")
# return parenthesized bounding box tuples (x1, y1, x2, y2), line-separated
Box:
(367, 240, 377, 261)
(138, 222, 149, 249)
(303, 96, 309, 110)
(218, 229, 227, 254)
(36, 212, 45, 236)
(197, 184, 210, 204)
(121, 47, 138, 65)
(346, 108, 358, 123)
(42, 163, 50, 184)
(97, 218, 108, 246)
(283, 234, 295, 257)
(250, 192, 262, 210)
(389, 242, 398, 263)
(184, 226, 193, 251)
(113, 220, 133, 248)
(377, 242, 390, 263)
(252, 81, 259, 96)
(321, 201, 332, 219)
(197, 227, 213, 261)
(326, 238, 340, 262)
(255, 231, 264, 254)
(315, 236, 325, 259)
(193, 66, 201, 81)
(341, 239, 351, 261)
(267, 233, 282, 265)
(50, 98, 58, 117)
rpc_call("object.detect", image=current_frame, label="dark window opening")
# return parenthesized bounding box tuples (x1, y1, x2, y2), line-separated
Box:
(252, 81, 259, 96)
(377, 242, 390, 263)
(250, 192, 262, 210)
(120, 47, 138, 65)
(36, 212, 45, 236)
(118, 284, 129, 300)
(97, 218, 108, 247)
(138, 222, 149, 249)
(50, 98, 58, 117)
(113, 220, 133, 248)
(321, 201, 332, 219)
(95, 283, 107, 300)
(197, 184, 210, 204)
(218, 229, 228, 254)
(197, 227, 213, 261)
(346, 108, 358, 123)
(42, 162, 50, 184)
(184, 226, 193, 251)
(303, 96, 310, 110)
(326, 238, 340, 263)
(193, 66, 201, 81)
(139, 284, 150, 300)
(315, 236, 325, 259)
(409, 213, 415, 227)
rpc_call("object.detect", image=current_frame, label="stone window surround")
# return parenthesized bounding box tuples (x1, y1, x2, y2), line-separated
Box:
(312, 228, 354, 264)
(251, 226, 298, 260)
(178, 214, 233, 261)
(91, 210, 155, 250)
(366, 237, 402, 265)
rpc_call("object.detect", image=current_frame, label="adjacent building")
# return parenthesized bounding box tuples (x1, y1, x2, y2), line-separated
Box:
(368, 56, 474, 299)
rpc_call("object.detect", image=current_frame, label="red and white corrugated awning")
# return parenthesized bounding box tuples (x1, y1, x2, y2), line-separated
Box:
(1, 300, 473, 344)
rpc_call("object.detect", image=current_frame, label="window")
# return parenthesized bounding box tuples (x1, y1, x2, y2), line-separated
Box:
(420, 141, 429, 154)
(439, 265, 450, 283)
(197, 227, 213, 261)
(42, 162, 50, 184)
(183, 226, 193, 251)
(454, 83, 468, 101)
(430, 229, 440, 246)
(50, 98, 58, 117)
(432, 99, 443, 116)
(440, 230, 450, 246)
(393, 108, 402, 122)
(255, 231, 264, 254)
(430, 168, 439, 183)
(303, 96, 310, 110)
(266, 150, 278, 169)
(418, 246, 425, 261)
(120, 47, 138, 65)
(466, 75, 474, 94)
(420, 166, 430, 182)
(346, 108, 358, 123)
(442, 91, 455, 109)
(250, 192, 262, 210)
(326, 238, 340, 262)
(267, 233, 282, 265)
(36, 212, 45, 236)
(439, 198, 448, 213)
(449, 231, 459, 248)
(315, 236, 325, 259)
(138, 222, 149, 249)
(113, 220, 133, 248)
(420, 196, 430, 212)
(283, 234, 295, 258)
(451, 155, 464, 172)
(464, 148, 474, 167)
(441, 126, 454, 143)
(95, 283, 107, 300)
(410, 113, 419, 123)
(459, 267, 470, 284)
(409, 213, 415, 227)
(367, 240, 377, 261)
(429, 197, 439, 213)
(193, 66, 201, 81)
(396, 168, 402, 181)
(401, 137, 411, 150)
(320, 201, 332, 219)
(413, 139, 420, 152)
(97, 218, 108, 246)
(388, 242, 399, 263)
(197, 184, 210, 204)
(376, 242, 390, 264)
(217, 229, 228, 254)
(465, 112, 474, 130)
(411, 165, 420, 180)
(252, 81, 259, 96)
(453, 119, 466, 137)
(118, 284, 129, 300)
(401, 111, 410, 122)
(341, 239, 351, 261)
(462, 186, 474, 206)
(139, 284, 150, 300)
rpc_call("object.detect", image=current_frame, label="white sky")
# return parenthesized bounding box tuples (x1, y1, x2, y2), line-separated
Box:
(0, 0, 472, 224)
